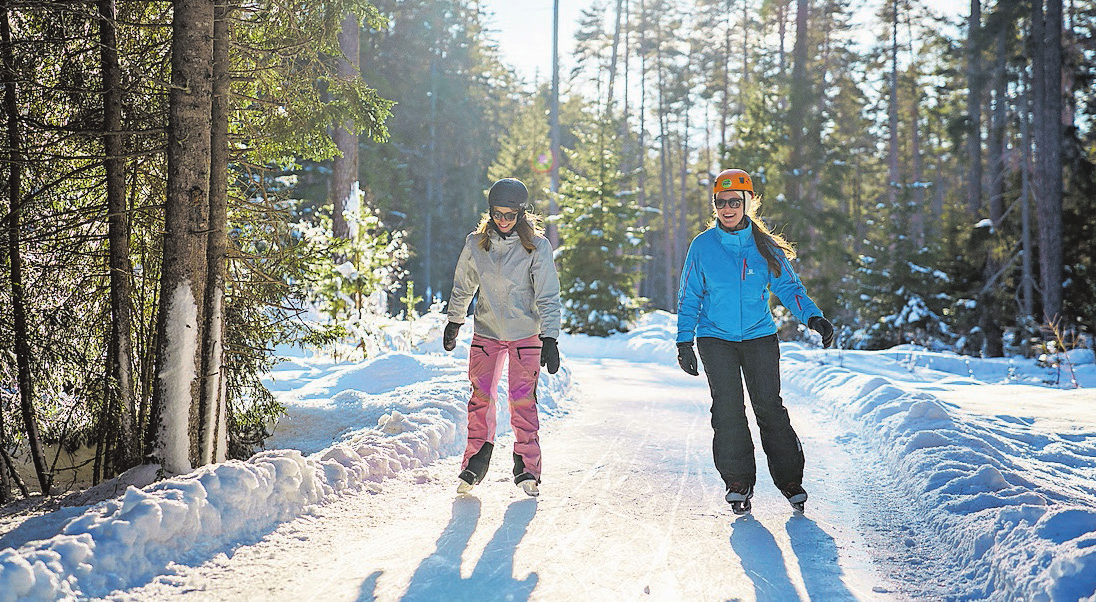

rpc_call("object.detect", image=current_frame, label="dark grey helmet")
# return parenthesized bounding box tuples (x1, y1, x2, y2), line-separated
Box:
(487, 178, 529, 209)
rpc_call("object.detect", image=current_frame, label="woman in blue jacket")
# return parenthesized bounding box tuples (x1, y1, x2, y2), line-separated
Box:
(676, 168, 834, 514)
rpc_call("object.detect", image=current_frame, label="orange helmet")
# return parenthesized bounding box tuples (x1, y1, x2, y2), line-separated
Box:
(712, 169, 753, 196)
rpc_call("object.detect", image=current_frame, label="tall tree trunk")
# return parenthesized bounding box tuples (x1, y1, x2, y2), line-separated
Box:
(605, 0, 625, 114)
(777, 0, 789, 101)
(637, 0, 650, 300)
(967, 0, 983, 218)
(1020, 66, 1035, 321)
(888, 0, 900, 209)
(788, 0, 809, 204)
(1037, 0, 1063, 320)
(331, 13, 360, 241)
(720, 6, 731, 151)
(981, 19, 1009, 357)
(200, 0, 232, 466)
(908, 10, 925, 245)
(0, 391, 7, 501)
(100, 0, 139, 473)
(548, 0, 560, 246)
(620, 0, 630, 139)
(740, 0, 748, 105)
(2, 3, 51, 495)
(678, 103, 690, 274)
(657, 33, 674, 309)
(146, 0, 214, 474)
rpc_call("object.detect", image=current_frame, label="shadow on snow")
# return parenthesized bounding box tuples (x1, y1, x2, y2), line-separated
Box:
(730, 514, 858, 601)
(358, 496, 538, 601)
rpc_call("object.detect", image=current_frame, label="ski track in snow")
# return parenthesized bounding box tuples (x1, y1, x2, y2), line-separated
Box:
(95, 358, 910, 601)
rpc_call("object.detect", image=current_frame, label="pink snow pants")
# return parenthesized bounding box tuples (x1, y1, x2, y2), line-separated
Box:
(462, 333, 543, 480)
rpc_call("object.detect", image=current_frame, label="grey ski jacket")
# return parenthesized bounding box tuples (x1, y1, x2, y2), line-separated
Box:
(447, 229, 562, 341)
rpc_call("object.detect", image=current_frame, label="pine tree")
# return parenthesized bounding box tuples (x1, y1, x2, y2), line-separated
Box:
(556, 117, 648, 336)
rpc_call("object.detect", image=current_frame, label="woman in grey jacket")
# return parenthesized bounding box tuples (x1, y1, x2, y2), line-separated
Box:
(442, 178, 562, 497)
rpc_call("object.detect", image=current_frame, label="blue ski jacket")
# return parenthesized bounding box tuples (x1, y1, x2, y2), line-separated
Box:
(676, 220, 823, 344)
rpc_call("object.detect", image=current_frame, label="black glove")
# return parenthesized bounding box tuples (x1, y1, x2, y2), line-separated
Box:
(443, 322, 461, 351)
(808, 316, 834, 348)
(540, 337, 560, 374)
(677, 342, 699, 376)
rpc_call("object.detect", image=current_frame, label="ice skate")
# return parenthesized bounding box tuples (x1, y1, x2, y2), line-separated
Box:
(781, 483, 808, 513)
(725, 483, 754, 515)
(515, 472, 540, 497)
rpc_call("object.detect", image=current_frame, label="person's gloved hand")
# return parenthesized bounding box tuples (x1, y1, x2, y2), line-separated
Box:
(677, 342, 699, 376)
(808, 316, 834, 348)
(443, 322, 461, 351)
(540, 337, 560, 374)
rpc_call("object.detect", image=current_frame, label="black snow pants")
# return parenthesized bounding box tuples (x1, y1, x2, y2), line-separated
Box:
(696, 334, 804, 490)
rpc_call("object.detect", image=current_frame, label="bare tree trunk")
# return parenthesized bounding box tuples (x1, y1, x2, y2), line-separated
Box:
(0, 400, 7, 502)
(1, 444, 29, 500)
(777, 0, 789, 107)
(605, 0, 625, 113)
(678, 104, 690, 273)
(621, 0, 631, 138)
(740, 0, 748, 104)
(200, 0, 232, 466)
(147, 0, 214, 473)
(637, 0, 651, 300)
(788, 0, 809, 203)
(888, 0, 900, 209)
(1020, 67, 1035, 320)
(331, 13, 360, 241)
(981, 19, 1008, 357)
(100, 0, 139, 473)
(2, 3, 51, 495)
(657, 34, 674, 309)
(908, 9, 925, 245)
(720, 7, 731, 151)
(966, 0, 983, 217)
(1037, 0, 1064, 319)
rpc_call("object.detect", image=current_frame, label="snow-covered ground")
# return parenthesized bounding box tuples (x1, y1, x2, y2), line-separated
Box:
(0, 312, 1094, 601)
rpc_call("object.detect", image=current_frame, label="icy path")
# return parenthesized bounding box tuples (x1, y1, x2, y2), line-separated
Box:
(103, 358, 904, 601)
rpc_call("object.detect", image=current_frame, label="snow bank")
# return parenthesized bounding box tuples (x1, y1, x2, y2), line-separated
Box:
(783, 354, 1096, 601)
(560, 310, 678, 363)
(0, 350, 572, 601)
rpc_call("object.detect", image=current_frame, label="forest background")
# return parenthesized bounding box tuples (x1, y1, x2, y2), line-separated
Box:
(0, 0, 1093, 502)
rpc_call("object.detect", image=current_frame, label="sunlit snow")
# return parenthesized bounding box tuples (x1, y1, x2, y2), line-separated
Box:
(0, 312, 1093, 601)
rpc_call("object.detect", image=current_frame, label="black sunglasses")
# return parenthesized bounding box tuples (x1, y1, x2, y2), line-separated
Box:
(713, 198, 743, 209)
(491, 209, 520, 221)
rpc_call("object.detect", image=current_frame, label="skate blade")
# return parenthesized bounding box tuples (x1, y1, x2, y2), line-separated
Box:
(457, 480, 474, 494)
(520, 480, 540, 497)
(730, 501, 751, 515)
(790, 501, 805, 513)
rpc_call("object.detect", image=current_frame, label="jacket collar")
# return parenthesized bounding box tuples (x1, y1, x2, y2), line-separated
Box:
(487, 228, 520, 247)
(716, 218, 753, 248)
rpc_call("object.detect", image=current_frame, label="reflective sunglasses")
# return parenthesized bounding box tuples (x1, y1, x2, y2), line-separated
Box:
(713, 197, 743, 209)
(491, 209, 519, 222)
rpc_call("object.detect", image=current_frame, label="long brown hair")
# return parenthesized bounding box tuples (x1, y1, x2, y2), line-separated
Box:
(475, 209, 545, 253)
(710, 195, 797, 277)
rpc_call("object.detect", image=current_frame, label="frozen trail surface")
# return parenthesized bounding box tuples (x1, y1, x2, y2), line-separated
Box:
(105, 358, 902, 601)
